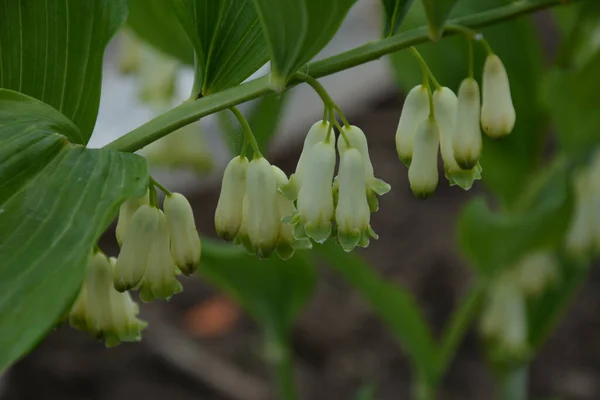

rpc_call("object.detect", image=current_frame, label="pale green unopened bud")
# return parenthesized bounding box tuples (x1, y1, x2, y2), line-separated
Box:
(408, 118, 439, 199)
(114, 205, 161, 291)
(164, 193, 201, 275)
(512, 250, 559, 298)
(338, 125, 390, 212)
(453, 78, 482, 169)
(138, 210, 183, 302)
(215, 156, 248, 241)
(396, 85, 430, 166)
(336, 148, 374, 251)
(245, 157, 281, 258)
(272, 166, 312, 260)
(566, 167, 595, 259)
(115, 190, 149, 247)
(283, 120, 330, 200)
(481, 54, 516, 139)
(295, 140, 336, 243)
(70, 252, 146, 347)
(434, 87, 482, 190)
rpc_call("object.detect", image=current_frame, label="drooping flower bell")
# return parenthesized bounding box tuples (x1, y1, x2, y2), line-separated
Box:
(452, 78, 482, 170)
(511, 250, 559, 298)
(338, 125, 390, 212)
(69, 252, 147, 347)
(113, 205, 182, 301)
(335, 147, 377, 251)
(164, 193, 201, 275)
(408, 118, 440, 199)
(282, 120, 330, 200)
(272, 166, 312, 259)
(293, 138, 336, 243)
(115, 190, 149, 247)
(565, 166, 596, 259)
(243, 157, 281, 258)
(433, 87, 482, 190)
(481, 54, 516, 139)
(215, 156, 249, 241)
(396, 85, 430, 166)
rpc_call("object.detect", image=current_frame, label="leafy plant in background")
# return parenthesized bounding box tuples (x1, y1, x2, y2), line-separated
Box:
(0, 1, 599, 399)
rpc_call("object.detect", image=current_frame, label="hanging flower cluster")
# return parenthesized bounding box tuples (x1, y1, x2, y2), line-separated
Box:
(396, 50, 515, 197)
(70, 188, 201, 345)
(216, 119, 390, 256)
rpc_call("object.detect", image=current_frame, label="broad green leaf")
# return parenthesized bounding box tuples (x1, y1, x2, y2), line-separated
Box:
(221, 94, 288, 158)
(127, 0, 194, 65)
(200, 239, 316, 335)
(458, 159, 573, 276)
(551, 2, 600, 69)
(314, 243, 439, 385)
(390, 0, 544, 207)
(422, 0, 460, 40)
(172, 0, 269, 96)
(252, 0, 358, 88)
(0, 0, 127, 143)
(545, 50, 600, 157)
(0, 89, 148, 370)
(381, 0, 415, 36)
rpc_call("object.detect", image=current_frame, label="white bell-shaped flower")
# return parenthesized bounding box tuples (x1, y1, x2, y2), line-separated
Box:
(283, 120, 330, 200)
(70, 252, 147, 347)
(234, 194, 253, 254)
(114, 204, 161, 292)
(295, 139, 336, 243)
(481, 54, 516, 139)
(453, 78, 482, 169)
(589, 152, 600, 253)
(164, 193, 201, 275)
(408, 118, 440, 198)
(565, 167, 595, 259)
(434, 87, 482, 190)
(272, 166, 312, 260)
(115, 190, 149, 247)
(335, 148, 375, 251)
(215, 156, 249, 241)
(138, 209, 183, 302)
(338, 125, 391, 212)
(396, 85, 430, 166)
(245, 157, 281, 258)
(512, 250, 559, 298)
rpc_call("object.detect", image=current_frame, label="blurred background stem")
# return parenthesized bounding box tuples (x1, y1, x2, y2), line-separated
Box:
(265, 330, 298, 400)
(499, 366, 529, 400)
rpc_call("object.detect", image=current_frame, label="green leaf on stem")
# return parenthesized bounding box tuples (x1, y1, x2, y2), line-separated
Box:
(314, 242, 439, 385)
(127, 0, 194, 65)
(390, 0, 545, 208)
(458, 159, 573, 276)
(422, 0, 459, 40)
(380, 0, 415, 36)
(172, 0, 269, 96)
(0, 89, 148, 371)
(0, 0, 127, 143)
(252, 0, 358, 89)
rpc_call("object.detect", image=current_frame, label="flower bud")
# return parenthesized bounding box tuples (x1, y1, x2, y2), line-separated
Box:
(434, 87, 482, 190)
(295, 139, 336, 243)
(453, 78, 482, 169)
(481, 54, 516, 139)
(338, 125, 390, 212)
(512, 250, 559, 298)
(70, 252, 146, 347)
(336, 148, 373, 251)
(408, 118, 440, 199)
(272, 166, 312, 259)
(396, 85, 430, 166)
(164, 193, 201, 275)
(234, 194, 254, 254)
(138, 210, 183, 302)
(115, 190, 149, 247)
(215, 156, 249, 241)
(114, 205, 161, 291)
(245, 157, 281, 258)
(283, 120, 330, 200)
(565, 167, 595, 259)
